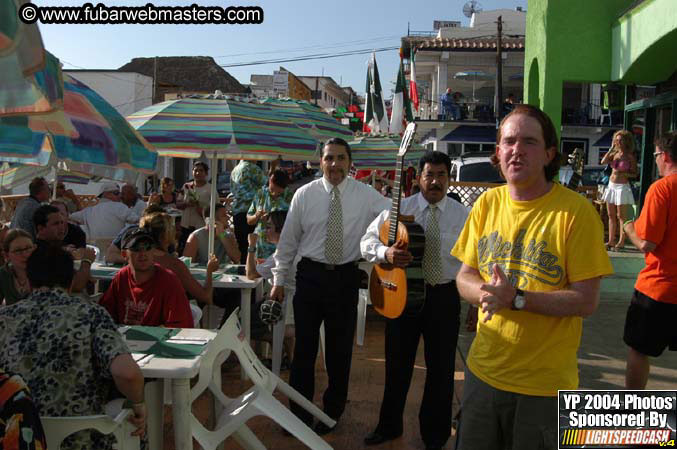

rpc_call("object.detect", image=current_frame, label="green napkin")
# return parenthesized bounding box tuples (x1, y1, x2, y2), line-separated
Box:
(192, 272, 221, 282)
(125, 326, 180, 341)
(147, 341, 206, 358)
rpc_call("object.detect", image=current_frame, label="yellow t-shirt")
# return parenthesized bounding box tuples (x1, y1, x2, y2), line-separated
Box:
(451, 183, 613, 396)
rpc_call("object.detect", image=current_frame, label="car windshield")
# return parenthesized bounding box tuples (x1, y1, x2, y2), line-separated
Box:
(582, 168, 605, 186)
(459, 162, 502, 183)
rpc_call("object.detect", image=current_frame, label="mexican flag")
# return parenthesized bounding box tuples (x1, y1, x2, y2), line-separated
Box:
(410, 48, 419, 112)
(363, 53, 388, 133)
(390, 57, 414, 134)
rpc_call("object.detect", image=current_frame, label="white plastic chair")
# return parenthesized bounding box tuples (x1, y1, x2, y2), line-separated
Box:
(41, 399, 140, 450)
(189, 308, 335, 450)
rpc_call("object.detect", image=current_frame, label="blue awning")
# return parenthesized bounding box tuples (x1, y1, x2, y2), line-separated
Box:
(592, 129, 617, 148)
(440, 125, 497, 143)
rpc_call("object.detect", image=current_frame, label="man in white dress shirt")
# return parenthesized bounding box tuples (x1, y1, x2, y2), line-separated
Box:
(271, 138, 390, 434)
(360, 151, 468, 449)
(71, 182, 141, 240)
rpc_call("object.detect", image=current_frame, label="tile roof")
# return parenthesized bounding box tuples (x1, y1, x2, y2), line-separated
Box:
(415, 37, 524, 52)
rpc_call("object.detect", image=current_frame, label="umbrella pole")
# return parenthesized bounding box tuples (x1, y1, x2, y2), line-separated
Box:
(52, 166, 58, 200)
(208, 153, 217, 257)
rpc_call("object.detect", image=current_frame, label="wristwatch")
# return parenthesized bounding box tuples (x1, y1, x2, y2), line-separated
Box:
(247, 246, 257, 253)
(511, 288, 526, 310)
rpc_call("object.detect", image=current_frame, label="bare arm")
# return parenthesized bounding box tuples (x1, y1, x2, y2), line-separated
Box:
(478, 264, 601, 321)
(600, 148, 616, 165)
(70, 247, 96, 293)
(110, 353, 146, 437)
(171, 257, 214, 304)
(623, 221, 657, 253)
(218, 232, 241, 264)
(245, 233, 260, 279)
(182, 233, 198, 259)
(105, 244, 125, 264)
(455, 263, 488, 306)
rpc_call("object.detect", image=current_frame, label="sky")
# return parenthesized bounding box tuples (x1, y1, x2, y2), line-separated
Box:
(39, 0, 528, 97)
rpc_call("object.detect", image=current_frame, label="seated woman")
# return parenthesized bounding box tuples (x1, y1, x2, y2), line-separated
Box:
(148, 176, 179, 210)
(245, 211, 295, 369)
(141, 212, 219, 305)
(184, 203, 240, 265)
(0, 246, 146, 449)
(0, 230, 35, 306)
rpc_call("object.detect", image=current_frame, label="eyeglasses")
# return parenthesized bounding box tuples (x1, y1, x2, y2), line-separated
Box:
(128, 242, 154, 252)
(110, 190, 121, 196)
(10, 245, 35, 255)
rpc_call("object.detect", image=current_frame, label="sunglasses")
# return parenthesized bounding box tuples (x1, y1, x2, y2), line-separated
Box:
(128, 243, 154, 252)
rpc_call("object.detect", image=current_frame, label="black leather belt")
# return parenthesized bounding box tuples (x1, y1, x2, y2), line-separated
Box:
(300, 257, 358, 271)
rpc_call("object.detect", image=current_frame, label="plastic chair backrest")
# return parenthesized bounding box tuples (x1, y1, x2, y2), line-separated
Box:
(41, 407, 138, 450)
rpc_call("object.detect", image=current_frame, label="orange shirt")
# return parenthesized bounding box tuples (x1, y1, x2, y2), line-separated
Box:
(634, 173, 677, 303)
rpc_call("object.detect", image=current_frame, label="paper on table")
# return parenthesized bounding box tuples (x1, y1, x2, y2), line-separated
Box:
(132, 353, 154, 367)
(171, 329, 212, 341)
(126, 340, 155, 352)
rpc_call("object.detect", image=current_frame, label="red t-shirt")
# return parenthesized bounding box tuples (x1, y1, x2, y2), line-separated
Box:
(101, 264, 194, 328)
(634, 173, 677, 304)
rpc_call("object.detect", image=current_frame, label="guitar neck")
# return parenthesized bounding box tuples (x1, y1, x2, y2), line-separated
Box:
(387, 156, 405, 246)
(567, 172, 582, 190)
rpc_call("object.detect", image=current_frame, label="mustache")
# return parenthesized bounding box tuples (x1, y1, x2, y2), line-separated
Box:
(427, 185, 443, 191)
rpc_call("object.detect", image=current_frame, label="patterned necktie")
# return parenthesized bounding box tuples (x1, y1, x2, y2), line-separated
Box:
(423, 204, 442, 285)
(325, 186, 343, 264)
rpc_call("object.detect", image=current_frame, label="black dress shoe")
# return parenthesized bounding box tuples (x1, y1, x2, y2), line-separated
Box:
(364, 430, 402, 446)
(313, 421, 336, 436)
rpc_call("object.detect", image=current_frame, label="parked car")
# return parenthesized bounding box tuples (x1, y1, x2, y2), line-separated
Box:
(448, 153, 504, 206)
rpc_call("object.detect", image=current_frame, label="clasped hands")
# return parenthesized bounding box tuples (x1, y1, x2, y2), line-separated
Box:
(479, 263, 517, 323)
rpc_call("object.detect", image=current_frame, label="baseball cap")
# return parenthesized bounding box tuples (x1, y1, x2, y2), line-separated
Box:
(121, 227, 156, 250)
(98, 182, 120, 197)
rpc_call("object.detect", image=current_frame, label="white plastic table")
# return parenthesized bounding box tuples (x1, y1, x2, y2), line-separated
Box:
(126, 328, 216, 450)
(92, 262, 262, 379)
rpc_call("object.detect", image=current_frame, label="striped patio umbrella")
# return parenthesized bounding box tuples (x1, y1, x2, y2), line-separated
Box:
(127, 97, 319, 161)
(0, 74, 157, 181)
(261, 98, 353, 142)
(128, 95, 319, 255)
(0, 162, 98, 189)
(1, 1, 64, 116)
(348, 135, 425, 170)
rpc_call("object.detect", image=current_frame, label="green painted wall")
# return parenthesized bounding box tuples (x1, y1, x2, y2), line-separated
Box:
(525, 0, 634, 138)
(612, 0, 677, 83)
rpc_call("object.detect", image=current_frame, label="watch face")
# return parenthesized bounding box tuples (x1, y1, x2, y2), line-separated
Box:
(514, 295, 526, 310)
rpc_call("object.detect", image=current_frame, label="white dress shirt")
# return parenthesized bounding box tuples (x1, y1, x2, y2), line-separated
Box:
(272, 176, 390, 287)
(71, 198, 141, 240)
(360, 193, 469, 283)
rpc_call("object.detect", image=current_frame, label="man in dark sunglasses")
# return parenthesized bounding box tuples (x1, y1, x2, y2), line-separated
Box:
(100, 228, 193, 328)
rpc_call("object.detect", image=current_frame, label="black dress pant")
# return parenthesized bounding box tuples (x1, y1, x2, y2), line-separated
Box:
(375, 281, 461, 447)
(289, 258, 361, 424)
(233, 212, 255, 261)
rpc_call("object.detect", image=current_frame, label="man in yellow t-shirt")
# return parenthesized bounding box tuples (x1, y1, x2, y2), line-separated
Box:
(451, 104, 613, 450)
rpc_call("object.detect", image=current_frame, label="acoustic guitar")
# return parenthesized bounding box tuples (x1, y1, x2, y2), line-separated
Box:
(369, 123, 426, 319)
